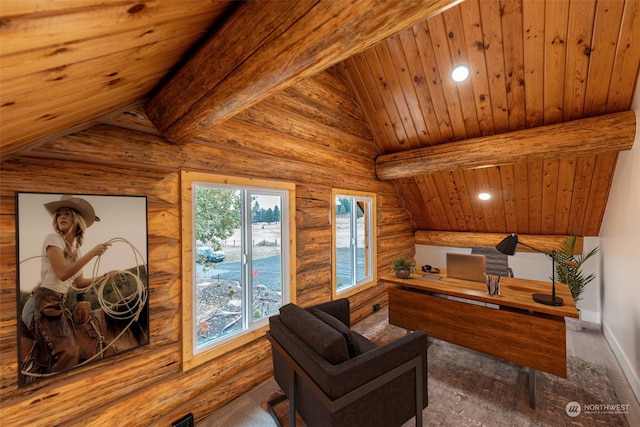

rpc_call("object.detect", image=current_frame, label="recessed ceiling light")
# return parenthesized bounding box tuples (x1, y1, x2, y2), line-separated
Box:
(478, 192, 491, 200)
(451, 65, 470, 82)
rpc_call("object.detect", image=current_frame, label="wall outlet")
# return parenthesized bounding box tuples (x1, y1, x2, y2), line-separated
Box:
(373, 303, 380, 312)
(172, 413, 194, 427)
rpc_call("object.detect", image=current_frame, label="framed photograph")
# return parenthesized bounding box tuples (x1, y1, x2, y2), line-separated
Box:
(16, 192, 149, 386)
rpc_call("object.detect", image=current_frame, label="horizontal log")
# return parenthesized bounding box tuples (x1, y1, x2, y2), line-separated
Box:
(377, 192, 409, 209)
(146, 0, 462, 141)
(376, 111, 636, 179)
(295, 269, 331, 293)
(0, 155, 179, 200)
(148, 218, 180, 243)
(245, 93, 375, 156)
(146, 276, 180, 315)
(296, 228, 331, 253)
(377, 221, 416, 238)
(377, 208, 413, 224)
(377, 232, 415, 254)
(77, 339, 272, 426)
(167, 358, 274, 424)
(2, 345, 180, 422)
(312, 68, 354, 98)
(30, 125, 396, 194)
(377, 247, 416, 268)
(296, 208, 331, 229)
(296, 250, 331, 274)
(296, 184, 331, 201)
(414, 231, 583, 254)
(348, 286, 388, 319)
(296, 288, 332, 308)
(349, 282, 387, 305)
(203, 116, 376, 177)
(351, 293, 388, 325)
(274, 85, 368, 139)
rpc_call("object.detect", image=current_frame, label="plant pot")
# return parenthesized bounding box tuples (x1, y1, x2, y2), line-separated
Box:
(395, 270, 412, 279)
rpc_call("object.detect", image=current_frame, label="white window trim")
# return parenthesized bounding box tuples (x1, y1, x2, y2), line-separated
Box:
(181, 171, 296, 371)
(332, 189, 377, 299)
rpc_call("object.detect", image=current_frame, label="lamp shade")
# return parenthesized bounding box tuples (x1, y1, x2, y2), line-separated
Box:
(496, 233, 519, 255)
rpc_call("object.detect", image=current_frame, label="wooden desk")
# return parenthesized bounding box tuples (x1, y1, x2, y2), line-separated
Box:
(383, 272, 579, 408)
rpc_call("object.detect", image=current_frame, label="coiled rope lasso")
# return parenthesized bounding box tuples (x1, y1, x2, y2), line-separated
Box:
(81, 237, 147, 322)
(19, 236, 147, 378)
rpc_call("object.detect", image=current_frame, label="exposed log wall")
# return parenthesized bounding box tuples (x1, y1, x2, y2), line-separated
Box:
(0, 70, 415, 425)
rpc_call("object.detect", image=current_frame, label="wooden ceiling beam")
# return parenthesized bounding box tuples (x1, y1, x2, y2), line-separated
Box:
(145, 0, 462, 142)
(376, 111, 636, 180)
(415, 231, 584, 255)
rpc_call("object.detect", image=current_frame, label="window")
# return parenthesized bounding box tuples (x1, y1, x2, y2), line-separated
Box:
(332, 189, 376, 298)
(181, 171, 295, 370)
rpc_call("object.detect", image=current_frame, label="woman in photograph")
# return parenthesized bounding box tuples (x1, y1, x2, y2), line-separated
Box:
(21, 195, 113, 374)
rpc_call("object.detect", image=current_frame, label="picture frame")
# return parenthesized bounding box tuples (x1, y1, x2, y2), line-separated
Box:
(16, 192, 149, 386)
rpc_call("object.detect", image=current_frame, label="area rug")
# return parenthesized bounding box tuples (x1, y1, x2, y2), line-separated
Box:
(262, 322, 629, 427)
(260, 390, 305, 427)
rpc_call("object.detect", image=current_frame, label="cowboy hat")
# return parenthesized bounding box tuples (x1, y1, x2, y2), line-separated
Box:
(44, 195, 100, 227)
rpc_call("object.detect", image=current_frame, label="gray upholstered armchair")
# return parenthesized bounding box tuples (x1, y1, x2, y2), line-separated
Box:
(266, 299, 428, 427)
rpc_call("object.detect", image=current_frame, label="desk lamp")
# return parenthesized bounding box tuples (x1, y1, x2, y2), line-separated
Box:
(496, 233, 578, 306)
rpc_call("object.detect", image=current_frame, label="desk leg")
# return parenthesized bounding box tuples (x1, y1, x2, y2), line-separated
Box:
(529, 368, 536, 409)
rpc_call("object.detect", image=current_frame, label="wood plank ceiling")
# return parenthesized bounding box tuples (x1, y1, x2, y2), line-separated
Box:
(335, 0, 640, 237)
(0, 0, 239, 154)
(1, 0, 639, 239)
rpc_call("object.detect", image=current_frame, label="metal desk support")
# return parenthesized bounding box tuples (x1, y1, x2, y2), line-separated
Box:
(530, 368, 536, 409)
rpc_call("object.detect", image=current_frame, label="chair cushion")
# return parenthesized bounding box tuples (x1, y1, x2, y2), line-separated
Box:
(310, 298, 351, 327)
(279, 303, 350, 364)
(308, 308, 363, 358)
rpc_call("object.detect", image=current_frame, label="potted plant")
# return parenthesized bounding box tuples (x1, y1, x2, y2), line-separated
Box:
(391, 257, 416, 279)
(555, 235, 599, 330)
(555, 235, 599, 302)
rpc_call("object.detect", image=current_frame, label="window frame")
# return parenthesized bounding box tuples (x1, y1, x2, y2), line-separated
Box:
(181, 171, 296, 371)
(331, 189, 377, 299)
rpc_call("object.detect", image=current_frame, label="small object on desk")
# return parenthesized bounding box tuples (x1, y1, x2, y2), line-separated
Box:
(422, 265, 440, 274)
(485, 274, 501, 296)
(422, 274, 443, 280)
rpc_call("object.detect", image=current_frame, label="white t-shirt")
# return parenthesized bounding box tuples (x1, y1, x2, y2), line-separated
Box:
(40, 233, 81, 294)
